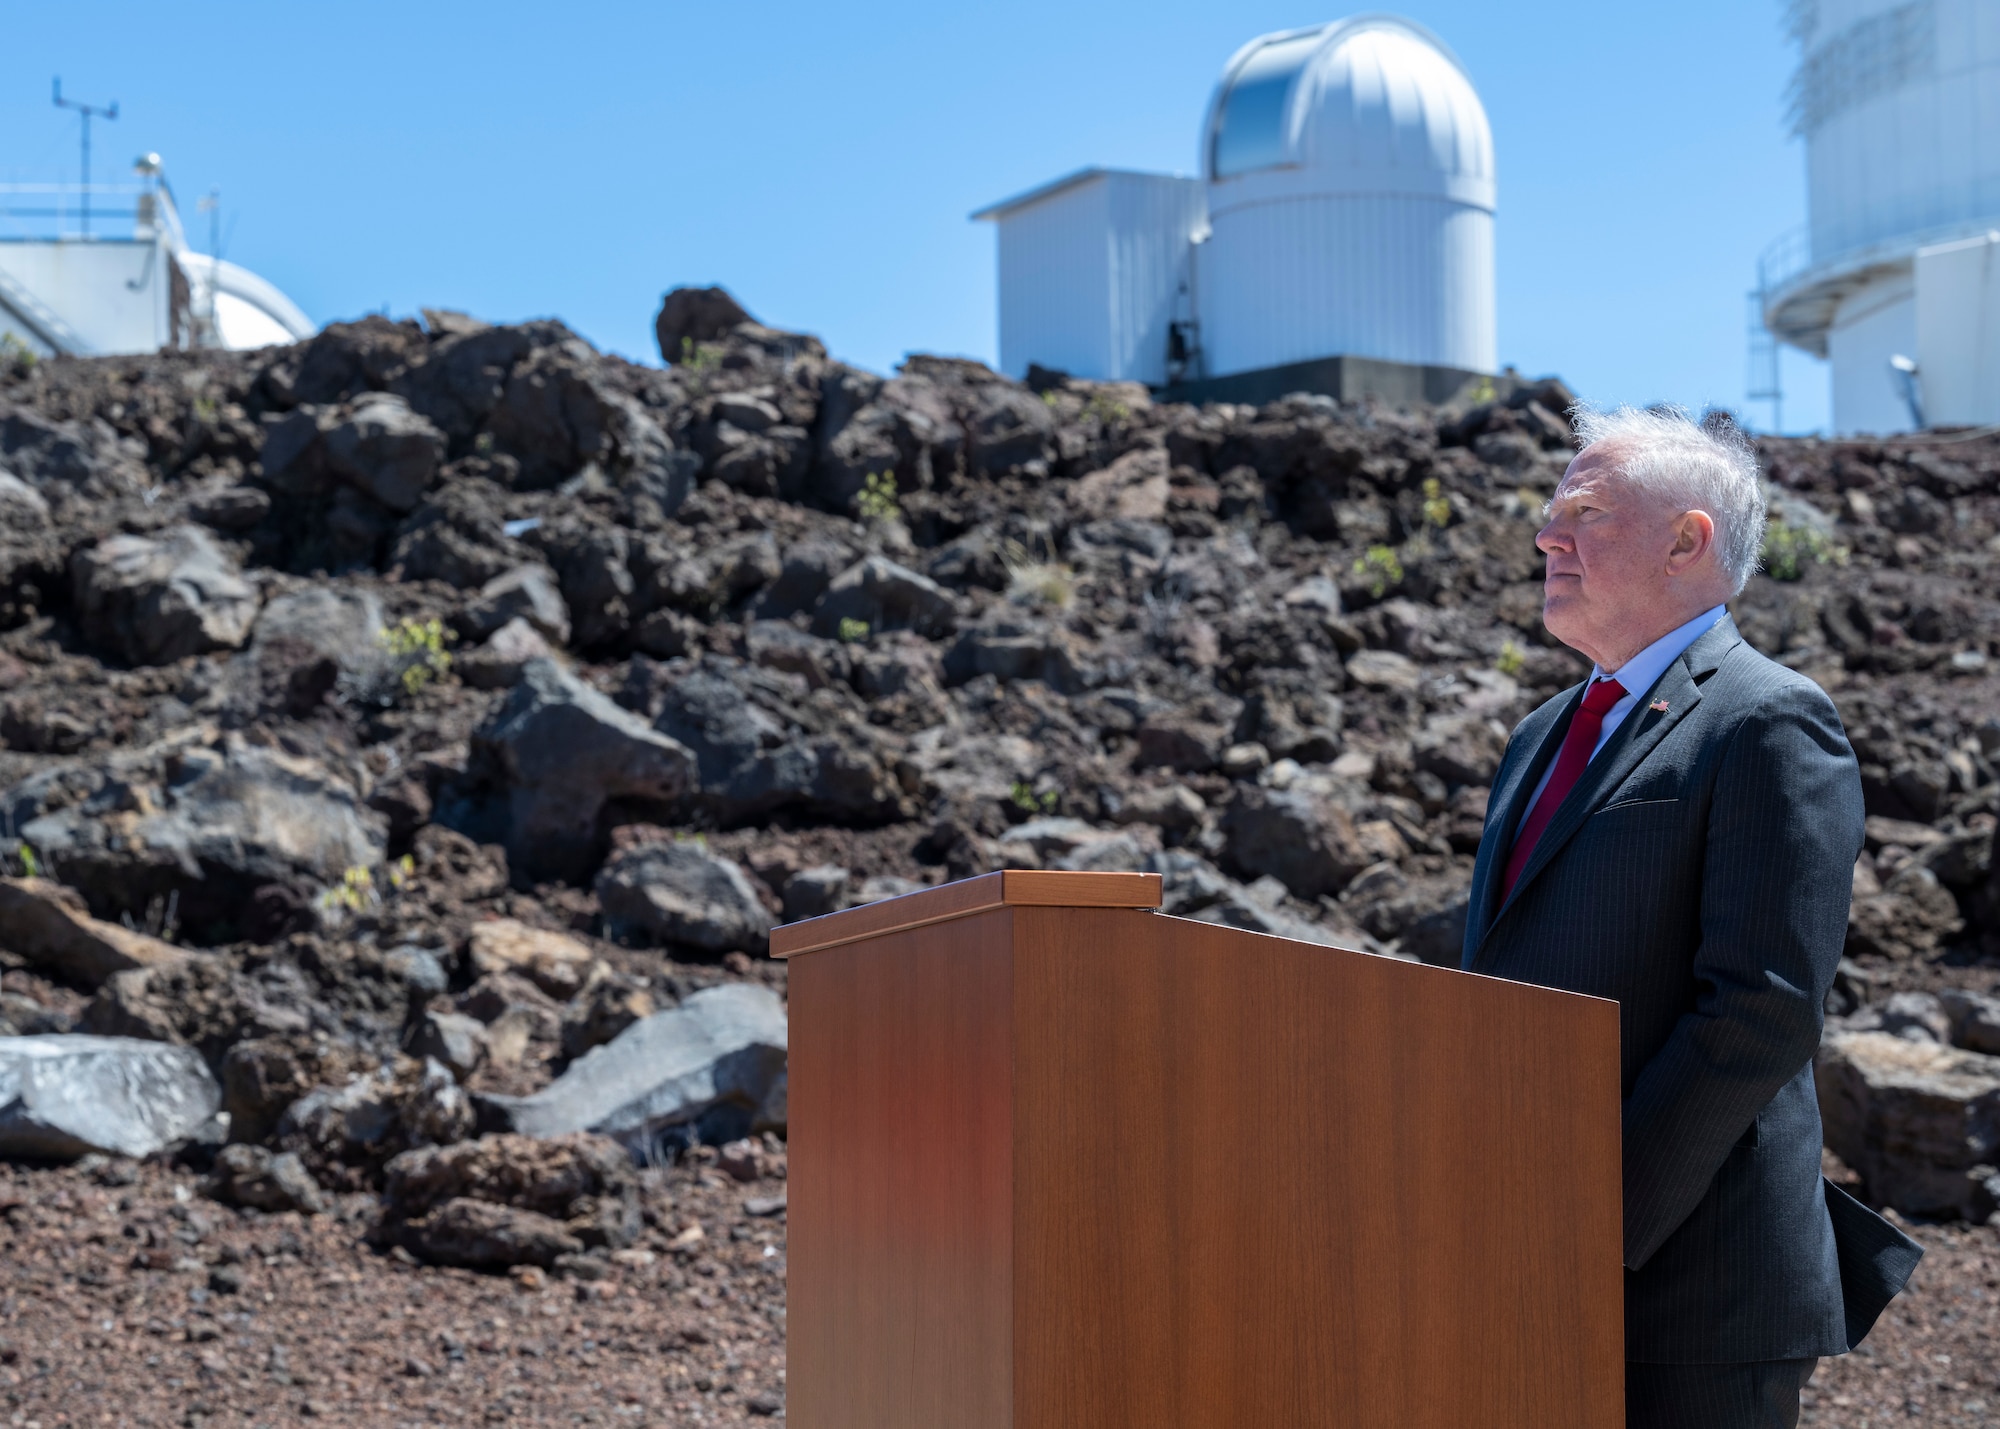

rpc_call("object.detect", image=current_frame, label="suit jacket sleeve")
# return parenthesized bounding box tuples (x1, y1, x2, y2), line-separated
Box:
(1621, 680, 1863, 1270)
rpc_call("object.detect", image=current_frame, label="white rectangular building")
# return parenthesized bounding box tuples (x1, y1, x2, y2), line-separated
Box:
(972, 168, 1205, 387)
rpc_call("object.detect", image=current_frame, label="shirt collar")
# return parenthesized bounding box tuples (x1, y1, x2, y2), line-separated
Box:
(1593, 605, 1728, 696)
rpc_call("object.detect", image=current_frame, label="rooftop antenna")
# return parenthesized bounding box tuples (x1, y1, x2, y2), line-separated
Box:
(52, 78, 118, 239)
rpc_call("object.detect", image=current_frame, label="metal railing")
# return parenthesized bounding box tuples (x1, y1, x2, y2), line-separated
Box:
(1755, 226, 1813, 298)
(0, 181, 185, 246)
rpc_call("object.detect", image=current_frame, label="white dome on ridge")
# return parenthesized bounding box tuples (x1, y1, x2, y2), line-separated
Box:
(1205, 16, 1495, 210)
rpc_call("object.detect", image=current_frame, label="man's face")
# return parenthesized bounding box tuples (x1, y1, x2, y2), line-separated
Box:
(1536, 444, 1679, 669)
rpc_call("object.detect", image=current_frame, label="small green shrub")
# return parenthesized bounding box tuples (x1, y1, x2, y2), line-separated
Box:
(317, 864, 376, 916)
(1495, 640, 1526, 678)
(836, 617, 871, 644)
(0, 333, 37, 373)
(1010, 781, 1058, 816)
(14, 842, 39, 879)
(192, 395, 219, 425)
(1421, 476, 1451, 529)
(1086, 390, 1130, 425)
(1352, 545, 1405, 599)
(1762, 522, 1848, 582)
(679, 337, 723, 378)
(377, 617, 454, 697)
(857, 470, 902, 524)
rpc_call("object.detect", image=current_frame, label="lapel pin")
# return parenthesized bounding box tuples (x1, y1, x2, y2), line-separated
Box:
(1649, 699, 1670, 713)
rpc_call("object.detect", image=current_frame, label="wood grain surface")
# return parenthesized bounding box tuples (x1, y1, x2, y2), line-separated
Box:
(786, 907, 1016, 1429)
(770, 869, 1162, 958)
(1010, 908, 1623, 1429)
(785, 888, 1623, 1428)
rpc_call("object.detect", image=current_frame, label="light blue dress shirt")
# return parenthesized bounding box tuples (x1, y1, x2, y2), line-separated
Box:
(1515, 604, 1728, 833)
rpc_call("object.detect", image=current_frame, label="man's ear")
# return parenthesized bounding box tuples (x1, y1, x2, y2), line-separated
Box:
(1666, 509, 1716, 574)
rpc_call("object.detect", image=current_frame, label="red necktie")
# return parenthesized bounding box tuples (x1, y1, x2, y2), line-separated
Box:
(1501, 677, 1628, 901)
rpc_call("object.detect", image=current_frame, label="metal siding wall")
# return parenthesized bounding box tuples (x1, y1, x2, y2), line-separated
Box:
(1198, 194, 1494, 376)
(1828, 272, 1919, 433)
(1916, 234, 2000, 423)
(1103, 175, 1204, 385)
(995, 183, 1112, 381)
(1806, 0, 2000, 263)
(0, 241, 169, 353)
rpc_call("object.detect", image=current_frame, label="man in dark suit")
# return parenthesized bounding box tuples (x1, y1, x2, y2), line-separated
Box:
(1462, 405, 1923, 1429)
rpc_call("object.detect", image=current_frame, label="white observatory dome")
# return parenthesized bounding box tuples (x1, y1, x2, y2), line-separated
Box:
(1197, 15, 1497, 380)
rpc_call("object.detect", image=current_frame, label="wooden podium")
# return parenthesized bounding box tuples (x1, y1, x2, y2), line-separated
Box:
(772, 870, 1623, 1428)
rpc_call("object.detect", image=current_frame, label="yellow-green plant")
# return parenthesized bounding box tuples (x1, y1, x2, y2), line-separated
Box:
(1762, 522, 1848, 582)
(1352, 545, 1405, 599)
(679, 337, 723, 379)
(192, 395, 219, 425)
(1421, 476, 1451, 529)
(1002, 538, 1074, 608)
(317, 864, 377, 916)
(857, 470, 902, 524)
(15, 842, 39, 879)
(1010, 781, 1058, 816)
(1086, 390, 1129, 425)
(0, 333, 36, 372)
(378, 618, 454, 696)
(1495, 640, 1526, 678)
(836, 617, 871, 644)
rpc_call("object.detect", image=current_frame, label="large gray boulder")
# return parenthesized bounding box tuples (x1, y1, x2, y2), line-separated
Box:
(461, 564, 571, 646)
(471, 659, 697, 883)
(1817, 1029, 2000, 1220)
(0, 1035, 220, 1159)
(322, 394, 446, 512)
(261, 395, 447, 514)
(13, 739, 386, 937)
(642, 657, 907, 825)
(70, 525, 259, 666)
(810, 555, 960, 640)
(596, 841, 775, 953)
(480, 983, 787, 1153)
(1220, 785, 1371, 899)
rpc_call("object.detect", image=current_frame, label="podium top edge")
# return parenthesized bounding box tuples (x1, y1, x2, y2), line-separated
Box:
(769, 869, 1164, 958)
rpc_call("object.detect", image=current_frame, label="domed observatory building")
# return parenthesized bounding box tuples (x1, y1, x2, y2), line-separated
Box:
(1759, 0, 2000, 433)
(973, 15, 1497, 404)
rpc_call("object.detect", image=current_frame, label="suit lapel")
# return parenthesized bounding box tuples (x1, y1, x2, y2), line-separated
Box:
(1465, 692, 1579, 957)
(1471, 617, 1744, 968)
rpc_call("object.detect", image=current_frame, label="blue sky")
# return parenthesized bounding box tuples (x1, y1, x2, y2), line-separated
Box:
(1, 1, 1831, 432)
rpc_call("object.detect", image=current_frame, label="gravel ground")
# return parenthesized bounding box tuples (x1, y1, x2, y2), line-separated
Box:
(0, 1155, 1988, 1427)
(0, 1153, 788, 1428)
(1802, 1219, 2000, 1428)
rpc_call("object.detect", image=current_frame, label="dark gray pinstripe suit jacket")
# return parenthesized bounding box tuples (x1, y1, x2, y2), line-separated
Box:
(1462, 616, 1922, 1363)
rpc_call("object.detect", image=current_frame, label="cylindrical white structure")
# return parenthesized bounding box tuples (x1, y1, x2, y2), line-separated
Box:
(1196, 16, 1497, 379)
(1762, 0, 2000, 432)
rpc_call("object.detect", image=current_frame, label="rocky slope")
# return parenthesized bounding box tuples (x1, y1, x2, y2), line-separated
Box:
(1, 288, 1998, 1418)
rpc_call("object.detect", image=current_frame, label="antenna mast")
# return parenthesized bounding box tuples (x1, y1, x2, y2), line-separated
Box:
(198, 189, 222, 343)
(52, 78, 119, 238)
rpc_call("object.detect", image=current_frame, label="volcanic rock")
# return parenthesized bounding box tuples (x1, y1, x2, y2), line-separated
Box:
(206, 1143, 328, 1214)
(69, 525, 259, 666)
(1817, 1030, 2000, 1220)
(0, 1035, 221, 1159)
(595, 841, 775, 954)
(0, 877, 189, 987)
(465, 659, 697, 883)
(479, 983, 787, 1153)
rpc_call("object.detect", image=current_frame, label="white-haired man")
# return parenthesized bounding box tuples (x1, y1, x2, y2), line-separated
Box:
(1460, 406, 1922, 1429)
